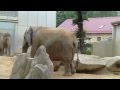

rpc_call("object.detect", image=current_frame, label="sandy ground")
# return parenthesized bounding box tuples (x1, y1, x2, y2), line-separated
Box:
(0, 56, 120, 79)
(0, 56, 16, 79)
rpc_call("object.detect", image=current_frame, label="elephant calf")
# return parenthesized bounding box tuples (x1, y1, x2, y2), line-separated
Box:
(22, 26, 78, 76)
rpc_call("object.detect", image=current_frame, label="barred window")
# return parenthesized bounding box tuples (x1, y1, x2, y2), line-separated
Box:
(0, 11, 18, 17)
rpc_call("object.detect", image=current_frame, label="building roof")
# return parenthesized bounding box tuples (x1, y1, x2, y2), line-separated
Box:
(57, 16, 120, 34)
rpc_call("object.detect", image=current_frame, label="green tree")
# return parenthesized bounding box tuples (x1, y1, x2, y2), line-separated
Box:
(86, 11, 118, 18)
(57, 11, 118, 27)
(56, 11, 77, 27)
(73, 11, 87, 53)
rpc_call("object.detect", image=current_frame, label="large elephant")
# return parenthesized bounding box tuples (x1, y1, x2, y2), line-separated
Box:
(22, 26, 78, 76)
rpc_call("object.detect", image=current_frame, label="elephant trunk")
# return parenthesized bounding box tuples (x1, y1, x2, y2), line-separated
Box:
(22, 43, 29, 53)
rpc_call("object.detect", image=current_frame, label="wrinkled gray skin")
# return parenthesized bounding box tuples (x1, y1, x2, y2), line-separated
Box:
(22, 26, 43, 53)
(22, 26, 79, 76)
(0, 33, 11, 56)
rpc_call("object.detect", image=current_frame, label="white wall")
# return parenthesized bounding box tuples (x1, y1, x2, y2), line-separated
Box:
(15, 11, 56, 53)
(28, 11, 38, 26)
(38, 11, 47, 26)
(92, 40, 113, 57)
(46, 11, 56, 27)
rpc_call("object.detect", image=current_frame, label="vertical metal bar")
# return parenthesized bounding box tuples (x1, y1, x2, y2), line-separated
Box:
(46, 11, 47, 27)
(37, 11, 38, 27)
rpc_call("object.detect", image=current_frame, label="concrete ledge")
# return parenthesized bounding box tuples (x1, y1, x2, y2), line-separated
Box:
(111, 21, 120, 26)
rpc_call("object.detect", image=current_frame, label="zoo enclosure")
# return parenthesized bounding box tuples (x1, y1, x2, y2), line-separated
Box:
(0, 11, 56, 54)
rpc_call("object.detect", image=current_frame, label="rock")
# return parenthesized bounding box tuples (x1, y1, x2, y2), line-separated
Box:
(106, 56, 120, 74)
(93, 67, 113, 75)
(73, 54, 105, 73)
(9, 53, 31, 79)
(10, 45, 54, 79)
(26, 46, 54, 79)
(73, 54, 120, 74)
(25, 64, 50, 79)
(76, 62, 105, 73)
(31, 45, 54, 77)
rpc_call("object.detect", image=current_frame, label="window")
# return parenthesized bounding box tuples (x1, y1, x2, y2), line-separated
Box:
(0, 11, 18, 17)
(97, 37, 101, 41)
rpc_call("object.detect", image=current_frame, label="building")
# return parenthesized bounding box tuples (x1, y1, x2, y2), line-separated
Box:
(0, 11, 56, 54)
(58, 17, 120, 43)
(92, 21, 120, 57)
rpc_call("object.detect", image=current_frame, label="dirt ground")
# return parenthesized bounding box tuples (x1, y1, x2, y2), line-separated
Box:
(1, 56, 120, 79)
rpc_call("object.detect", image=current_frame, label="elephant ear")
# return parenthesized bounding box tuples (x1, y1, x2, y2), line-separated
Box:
(30, 27, 33, 45)
(26, 26, 33, 46)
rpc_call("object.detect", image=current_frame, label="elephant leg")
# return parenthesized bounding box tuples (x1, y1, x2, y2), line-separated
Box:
(53, 61, 62, 72)
(8, 47, 10, 56)
(4, 48, 7, 56)
(70, 60, 76, 75)
(1, 49, 4, 56)
(54, 65, 60, 72)
(0, 49, 2, 56)
(31, 44, 39, 58)
(7, 46, 10, 56)
(63, 59, 72, 76)
(8, 46, 11, 56)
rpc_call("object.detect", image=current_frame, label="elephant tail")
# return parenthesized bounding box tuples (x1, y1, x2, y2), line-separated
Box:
(73, 39, 79, 69)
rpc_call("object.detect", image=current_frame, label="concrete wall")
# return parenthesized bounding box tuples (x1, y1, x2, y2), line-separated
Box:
(92, 40, 113, 57)
(15, 11, 56, 53)
(87, 33, 112, 43)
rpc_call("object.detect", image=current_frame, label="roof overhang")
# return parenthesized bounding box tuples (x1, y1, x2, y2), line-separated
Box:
(111, 21, 120, 26)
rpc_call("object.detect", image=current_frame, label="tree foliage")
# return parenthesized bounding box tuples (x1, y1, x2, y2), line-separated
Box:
(86, 11, 118, 18)
(73, 11, 87, 53)
(56, 11, 77, 27)
(57, 11, 118, 27)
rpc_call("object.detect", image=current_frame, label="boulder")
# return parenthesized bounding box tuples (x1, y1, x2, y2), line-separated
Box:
(106, 56, 120, 74)
(31, 45, 54, 77)
(93, 67, 113, 75)
(10, 45, 54, 79)
(73, 54, 120, 74)
(25, 64, 50, 79)
(10, 53, 31, 79)
(73, 54, 105, 73)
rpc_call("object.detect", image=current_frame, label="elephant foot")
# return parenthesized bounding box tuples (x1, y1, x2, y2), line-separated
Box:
(54, 65, 60, 72)
(71, 70, 76, 75)
(63, 72, 72, 76)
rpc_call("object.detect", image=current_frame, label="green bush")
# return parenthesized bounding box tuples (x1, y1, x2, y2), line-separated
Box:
(82, 43, 92, 55)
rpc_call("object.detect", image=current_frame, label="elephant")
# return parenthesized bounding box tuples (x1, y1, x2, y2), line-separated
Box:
(3, 33, 11, 56)
(22, 26, 79, 76)
(0, 32, 11, 56)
